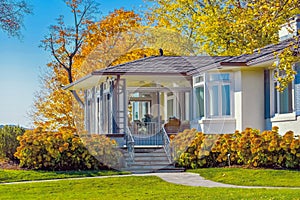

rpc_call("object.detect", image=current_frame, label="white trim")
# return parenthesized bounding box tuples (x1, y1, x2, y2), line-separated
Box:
(199, 118, 236, 124)
(271, 112, 297, 122)
(127, 87, 191, 92)
(167, 94, 176, 118)
(206, 72, 234, 118)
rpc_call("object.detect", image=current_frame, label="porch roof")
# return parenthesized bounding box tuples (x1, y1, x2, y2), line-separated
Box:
(92, 56, 231, 75)
(64, 56, 231, 90)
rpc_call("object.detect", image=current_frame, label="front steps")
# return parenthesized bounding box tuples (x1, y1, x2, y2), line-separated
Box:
(121, 146, 185, 174)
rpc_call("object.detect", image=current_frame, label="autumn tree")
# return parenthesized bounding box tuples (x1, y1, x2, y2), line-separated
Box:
(31, 67, 76, 131)
(40, 0, 100, 108)
(34, 7, 149, 131)
(0, 0, 32, 37)
(148, 0, 300, 89)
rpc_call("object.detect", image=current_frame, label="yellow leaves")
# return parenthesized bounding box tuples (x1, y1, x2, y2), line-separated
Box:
(150, 0, 300, 59)
(15, 127, 122, 170)
(173, 126, 300, 169)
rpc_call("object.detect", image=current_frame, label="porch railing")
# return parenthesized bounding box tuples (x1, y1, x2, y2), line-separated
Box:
(125, 127, 135, 165)
(161, 127, 172, 163)
(129, 122, 162, 146)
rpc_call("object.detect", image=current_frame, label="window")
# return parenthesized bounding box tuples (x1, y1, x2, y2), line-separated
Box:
(195, 86, 205, 118)
(207, 73, 232, 117)
(167, 99, 174, 117)
(194, 75, 205, 119)
(274, 74, 293, 114)
(132, 101, 150, 121)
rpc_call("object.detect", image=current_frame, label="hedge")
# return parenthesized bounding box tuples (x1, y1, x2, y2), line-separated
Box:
(0, 125, 25, 162)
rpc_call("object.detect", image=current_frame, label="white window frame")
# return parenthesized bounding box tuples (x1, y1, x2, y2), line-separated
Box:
(271, 68, 297, 122)
(167, 93, 177, 118)
(206, 73, 234, 118)
(193, 74, 205, 119)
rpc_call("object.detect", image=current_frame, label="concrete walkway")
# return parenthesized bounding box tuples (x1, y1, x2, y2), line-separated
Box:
(1, 172, 300, 189)
(148, 172, 300, 189)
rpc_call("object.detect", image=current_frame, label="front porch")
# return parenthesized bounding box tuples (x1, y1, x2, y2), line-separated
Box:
(84, 74, 192, 146)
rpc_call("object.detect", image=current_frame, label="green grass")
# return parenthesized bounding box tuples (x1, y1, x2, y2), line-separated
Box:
(0, 176, 299, 200)
(189, 168, 300, 187)
(0, 169, 130, 183)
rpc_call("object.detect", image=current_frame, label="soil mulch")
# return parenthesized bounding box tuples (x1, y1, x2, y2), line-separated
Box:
(0, 159, 21, 170)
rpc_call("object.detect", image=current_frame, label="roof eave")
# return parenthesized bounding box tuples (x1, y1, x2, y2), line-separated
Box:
(92, 71, 189, 76)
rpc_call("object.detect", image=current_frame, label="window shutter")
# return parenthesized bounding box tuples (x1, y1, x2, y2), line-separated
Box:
(294, 63, 300, 115)
(264, 70, 271, 118)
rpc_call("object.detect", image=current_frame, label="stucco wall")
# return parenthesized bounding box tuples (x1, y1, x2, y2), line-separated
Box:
(234, 71, 242, 131)
(272, 113, 300, 135)
(240, 69, 265, 131)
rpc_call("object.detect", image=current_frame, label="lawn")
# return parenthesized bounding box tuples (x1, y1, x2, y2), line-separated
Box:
(0, 176, 299, 200)
(0, 169, 129, 183)
(189, 168, 300, 187)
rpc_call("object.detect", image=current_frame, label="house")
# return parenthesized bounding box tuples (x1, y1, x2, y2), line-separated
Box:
(64, 15, 300, 172)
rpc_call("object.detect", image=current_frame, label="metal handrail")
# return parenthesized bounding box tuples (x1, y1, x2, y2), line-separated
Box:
(161, 127, 172, 163)
(125, 127, 135, 165)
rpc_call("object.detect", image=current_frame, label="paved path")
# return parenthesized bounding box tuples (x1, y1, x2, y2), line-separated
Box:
(148, 172, 300, 189)
(1, 172, 300, 189)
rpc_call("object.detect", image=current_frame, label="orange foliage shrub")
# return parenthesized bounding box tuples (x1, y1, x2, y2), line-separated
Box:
(14, 128, 122, 170)
(171, 127, 300, 169)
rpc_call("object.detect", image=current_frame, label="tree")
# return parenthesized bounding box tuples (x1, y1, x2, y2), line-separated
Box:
(0, 125, 25, 161)
(34, 8, 147, 131)
(40, 0, 100, 108)
(0, 0, 31, 37)
(148, 0, 300, 90)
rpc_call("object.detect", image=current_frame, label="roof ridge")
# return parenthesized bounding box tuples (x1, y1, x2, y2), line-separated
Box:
(102, 56, 157, 71)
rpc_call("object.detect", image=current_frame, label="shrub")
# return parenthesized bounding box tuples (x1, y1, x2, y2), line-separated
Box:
(14, 127, 122, 170)
(171, 127, 300, 169)
(0, 125, 25, 162)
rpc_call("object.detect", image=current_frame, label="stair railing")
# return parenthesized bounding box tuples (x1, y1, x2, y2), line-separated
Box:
(161, 127, 172, 163)
(125, 127, 135, 165)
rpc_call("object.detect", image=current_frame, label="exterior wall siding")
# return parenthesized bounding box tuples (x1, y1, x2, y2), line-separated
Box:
(241, 69, 265, 131)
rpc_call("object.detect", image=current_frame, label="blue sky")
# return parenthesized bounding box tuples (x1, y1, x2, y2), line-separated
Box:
(0, 0, 146, 128)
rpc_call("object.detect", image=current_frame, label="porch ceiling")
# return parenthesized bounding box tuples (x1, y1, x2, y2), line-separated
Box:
(63, 74, 106, 90)
(123, 75, 192, 88)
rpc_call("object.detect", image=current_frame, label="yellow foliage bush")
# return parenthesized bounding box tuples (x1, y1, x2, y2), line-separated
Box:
(14, 128, 122, 170)
(171, 127, 300, 169)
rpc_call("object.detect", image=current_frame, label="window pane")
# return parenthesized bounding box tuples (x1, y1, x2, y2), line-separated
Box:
(210, 85, 219, 116)
(195, 76, 204, 83)
(133, 102, 139, 120)
(195, 87, 204, 118)
(209, 74, 230, 81)
(279, 82, 293, 114)
(222, 85, 230, 115)
(167, 99, 174, 118)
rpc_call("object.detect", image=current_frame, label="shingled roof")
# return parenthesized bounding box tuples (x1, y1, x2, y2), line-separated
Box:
(92, 36, 299, 76)
(91, 56, 232, 76)
(65, 36, 299, 90)
(223, 36, 298, 65)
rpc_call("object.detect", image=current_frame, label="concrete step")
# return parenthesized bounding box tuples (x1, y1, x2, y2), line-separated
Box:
(128, 156, 170, 161)
(121, 146, 185, 173)
(124, 152, 167, 158)
(121, 166, 185, 174)
(129, 161, 171, 166)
